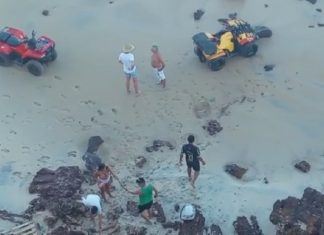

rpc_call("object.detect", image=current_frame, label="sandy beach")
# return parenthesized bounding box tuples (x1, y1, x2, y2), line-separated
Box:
(1, 0, 324, 234)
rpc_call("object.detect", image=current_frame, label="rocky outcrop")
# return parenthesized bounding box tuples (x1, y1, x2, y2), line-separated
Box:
(82, 136, 104, 172)
(126, 225, 147, 235)
(294, 160, 311, 173)
(145, 140, 175, 152)
(270, 187, 324, 234)
(25, 166, 86, 226)
(49, 226, 85, 235)
(233, 216, 263, 235)
(0, 209, 30, 224)
(225, 164, 247, 179)
(203, 120, 223, 136)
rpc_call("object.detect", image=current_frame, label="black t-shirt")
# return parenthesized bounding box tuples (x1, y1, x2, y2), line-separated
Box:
(181, 144, 200, 164)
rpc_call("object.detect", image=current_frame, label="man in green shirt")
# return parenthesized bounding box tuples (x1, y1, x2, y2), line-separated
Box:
(127, 177, 158, 223)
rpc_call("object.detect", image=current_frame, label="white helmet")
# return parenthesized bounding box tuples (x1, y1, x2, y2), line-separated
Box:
(180, 203, 196, 220)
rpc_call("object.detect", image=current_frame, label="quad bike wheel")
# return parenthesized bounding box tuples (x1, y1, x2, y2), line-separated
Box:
(240, 43, 258, 57)
(254, 26, 272, 38)
(26, 60, 44, 76)
(0, 53, 11, 67)
(51, 48, 57, 61)
(194, 47, 206, 63)
(208, 57, 226, 71)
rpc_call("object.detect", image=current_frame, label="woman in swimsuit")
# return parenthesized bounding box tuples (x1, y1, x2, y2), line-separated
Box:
(95, 163, 117, 202)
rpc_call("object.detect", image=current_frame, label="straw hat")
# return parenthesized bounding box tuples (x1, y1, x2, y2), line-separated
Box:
(122, 43, 135, 53)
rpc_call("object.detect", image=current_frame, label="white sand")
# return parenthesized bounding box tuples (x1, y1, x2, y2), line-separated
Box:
(1, 0, 324, 233)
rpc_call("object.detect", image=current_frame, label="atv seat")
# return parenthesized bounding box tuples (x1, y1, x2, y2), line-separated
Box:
(192, 32, 217, 55)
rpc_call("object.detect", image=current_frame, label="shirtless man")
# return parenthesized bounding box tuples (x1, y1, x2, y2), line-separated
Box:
(95, 163, 117, 202)
(151, 45, 166, 88)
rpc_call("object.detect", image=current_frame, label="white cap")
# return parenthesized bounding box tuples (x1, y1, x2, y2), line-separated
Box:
(180, 203, 196, 220)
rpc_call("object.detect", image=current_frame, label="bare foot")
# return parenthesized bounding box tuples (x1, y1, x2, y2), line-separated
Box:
(190, 180, 195, 188)
(135, 91, 141, 97)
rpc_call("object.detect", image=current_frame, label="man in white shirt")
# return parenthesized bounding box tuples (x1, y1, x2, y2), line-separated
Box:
(118, 43, 140, 96)
(82, 194, 103, 234)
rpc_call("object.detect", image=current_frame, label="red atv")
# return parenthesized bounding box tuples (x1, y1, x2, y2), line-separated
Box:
(0, 27, 57, 76)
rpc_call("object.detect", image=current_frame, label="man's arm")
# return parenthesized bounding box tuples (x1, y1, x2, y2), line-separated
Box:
(98, 214, 103, 235)
(197, 148, 206, 165)
(127, 189, 141, 195)
(153, 186, 158, 198)
(179, 146, 184, 165)
(157, 54, 165, 70)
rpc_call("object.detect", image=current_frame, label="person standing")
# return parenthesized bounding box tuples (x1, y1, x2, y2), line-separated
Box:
(179, 135, 206, 188)
(95, 163, 118, 202)
(151, 45, 166, 88)
(126, 177, 158, 223)
(118, 43, 140, 95)
(82, 194, 104, 234)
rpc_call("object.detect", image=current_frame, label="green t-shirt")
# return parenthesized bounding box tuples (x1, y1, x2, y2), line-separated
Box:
(139, 184, 153, 205)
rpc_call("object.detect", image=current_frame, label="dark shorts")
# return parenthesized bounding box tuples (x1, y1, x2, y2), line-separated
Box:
(186, 161, 200, 172)
(138, 201, 153, 213)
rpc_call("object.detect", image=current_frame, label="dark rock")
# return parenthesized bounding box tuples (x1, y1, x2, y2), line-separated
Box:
(316, 8, 322, 12)
(203, 120, 223, 136)
(263, 177, 269, 184)
(49, 226, 86, 235)
(270, 187, 324, 235)
(309, 25, 315, 28)
(135, 156, 147, 168)
(162, 221, 181, 231)
(145, 140, 175, 152)
(306, 0, 317, 4)
(109, 206, 124, 220)
(152, 202, 166, 223)
(264, 64, 275, 71)
(29, 166, 84, 198)
(233, 216, 263, 235)
(318, 23, 324, 27)
(126, 225, 147, 235)
(264, 4, 269, 8)
(0, 209, 29, 223)
(82, 136, 104, 172)
(126, 201, 139, 216)
(228, 12, 237, 19)
(294, 160, 311, 173)
(174, 203, 180, 212)
(44, 216, 58, 228)
(210, 224, 223, 234)
(179, 209, 205, 235)
(42, 10, 49, 16)
(225, 164, 247, 179)
(193, 9, 205, 21)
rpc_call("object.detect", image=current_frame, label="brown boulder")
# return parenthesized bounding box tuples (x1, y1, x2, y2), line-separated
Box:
(233, 216, 263, 235)
(225, 164, 247, 179)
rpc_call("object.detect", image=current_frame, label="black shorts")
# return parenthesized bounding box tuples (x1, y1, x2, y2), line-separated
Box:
(138, 201, 153, 213)
(186, 161, 200, 172)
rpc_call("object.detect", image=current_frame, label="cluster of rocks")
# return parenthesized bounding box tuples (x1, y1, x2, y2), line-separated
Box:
(270, 187, 324, 234)
(233, 216, 263, 235)
(135, 156, 147, 168)
(203, 120, 223, 136)
(25, 166, 87, 229)
(145, 140, 175, 152)
(294, 160, 311, 173)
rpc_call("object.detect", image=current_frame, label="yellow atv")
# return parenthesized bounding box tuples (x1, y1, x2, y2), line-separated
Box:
(193, 18, 272, 71)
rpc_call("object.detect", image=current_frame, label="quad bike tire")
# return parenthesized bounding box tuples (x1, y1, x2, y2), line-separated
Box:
(254, 26, 272, 38)
(194, 47, 206, 63)
(208, 57, 226, 71)
(240, 43, 258, 57)
(0, 53, 11, 67)
(51, 48, 57, 61)
(26, 60, 44, 76)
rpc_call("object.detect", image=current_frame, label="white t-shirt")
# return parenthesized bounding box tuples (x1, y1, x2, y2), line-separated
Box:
(82, 194, 102, 214)
(119, 52, 136, 73)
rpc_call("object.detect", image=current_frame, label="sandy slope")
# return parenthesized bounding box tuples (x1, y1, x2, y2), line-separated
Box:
(1, 0, 324, 233)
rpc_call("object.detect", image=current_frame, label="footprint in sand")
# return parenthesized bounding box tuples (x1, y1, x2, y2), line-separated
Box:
(33, 101, 42, 107)
(67, 151, 77, 158)
(9, 130, 17, 135)
(1, 148, 10, 153)
(81, 100, 96, 105)
(2, 94, 11, 99)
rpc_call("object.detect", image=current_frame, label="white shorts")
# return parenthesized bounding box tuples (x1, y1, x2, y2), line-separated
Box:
(154, 68, 166, 81)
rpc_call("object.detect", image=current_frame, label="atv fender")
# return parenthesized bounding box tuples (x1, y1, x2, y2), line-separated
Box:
(0, 44, 12, 55)
(254, 26, 272, 38)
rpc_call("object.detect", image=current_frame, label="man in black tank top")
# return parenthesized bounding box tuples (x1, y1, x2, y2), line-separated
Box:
(179, 135, 206, 188)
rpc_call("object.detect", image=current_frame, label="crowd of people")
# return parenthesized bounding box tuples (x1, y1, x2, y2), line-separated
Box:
(81, 134, 206, 234)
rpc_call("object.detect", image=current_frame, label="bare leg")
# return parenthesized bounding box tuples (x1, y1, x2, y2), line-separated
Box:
(133, 78, 139, 95)
(191, 170, 200, 188)
(105, 184, 114, 198)
(141, 210, 152, 224)
(126, 78, 130, 94)
(161, 79, 166, 88)
(187, 167, 192, 181)
(100, 187, 107, 202)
